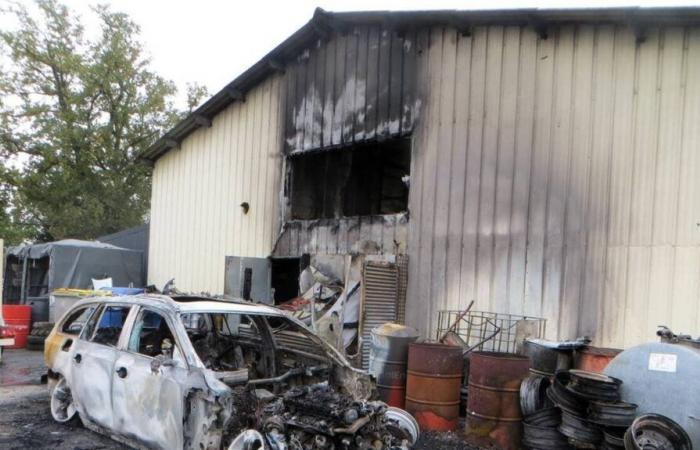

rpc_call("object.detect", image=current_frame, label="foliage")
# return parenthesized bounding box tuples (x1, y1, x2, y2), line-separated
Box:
(0, 0, 208, 245)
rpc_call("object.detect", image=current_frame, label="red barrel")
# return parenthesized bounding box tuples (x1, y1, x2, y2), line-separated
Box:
(466, 352, 530, 450)
(405, 343, 463, 431)
(2, 305, 32, 349)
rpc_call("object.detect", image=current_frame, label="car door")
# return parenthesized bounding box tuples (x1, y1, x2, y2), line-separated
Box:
(70, 304, 132, 430)
(111, 307, 189, 450)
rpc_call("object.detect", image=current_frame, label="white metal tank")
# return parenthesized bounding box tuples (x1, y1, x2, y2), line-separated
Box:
(604, 329, 700, 448)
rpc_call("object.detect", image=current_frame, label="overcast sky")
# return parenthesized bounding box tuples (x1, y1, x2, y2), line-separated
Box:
(6, 0, 700, 105)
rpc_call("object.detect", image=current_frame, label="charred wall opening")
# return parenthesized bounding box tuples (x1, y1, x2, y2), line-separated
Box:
(289, 138, 411, 220)
(270, 257, 301, 304)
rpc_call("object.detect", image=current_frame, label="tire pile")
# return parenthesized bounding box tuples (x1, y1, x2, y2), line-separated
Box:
(520, 369, 636, 449)
(27, 321, 53, 351)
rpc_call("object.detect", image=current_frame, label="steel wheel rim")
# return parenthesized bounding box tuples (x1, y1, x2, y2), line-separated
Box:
(50, 378, 77, 423)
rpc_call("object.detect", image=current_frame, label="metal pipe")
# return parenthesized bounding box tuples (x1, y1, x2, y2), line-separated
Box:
(20, 256, 28, 304)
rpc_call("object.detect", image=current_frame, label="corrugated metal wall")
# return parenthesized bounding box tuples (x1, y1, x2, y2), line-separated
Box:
(148, 75, 285, 293)
(405, 25, 700, 348)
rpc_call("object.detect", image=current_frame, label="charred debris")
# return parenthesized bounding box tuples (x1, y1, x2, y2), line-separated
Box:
(172, 305, 415, 450)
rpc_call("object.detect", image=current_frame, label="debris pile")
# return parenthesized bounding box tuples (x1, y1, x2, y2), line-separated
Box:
(278, 264, 361, 356)
(251, 382, 415, 449)
(520, 369, 637, 449)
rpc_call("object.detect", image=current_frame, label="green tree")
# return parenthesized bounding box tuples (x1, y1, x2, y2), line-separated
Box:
(0, 0, 207, 245)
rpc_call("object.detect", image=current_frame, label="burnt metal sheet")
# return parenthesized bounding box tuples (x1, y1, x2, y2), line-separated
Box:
(283, 25, 417, 154)
(272, 213, 408, 257)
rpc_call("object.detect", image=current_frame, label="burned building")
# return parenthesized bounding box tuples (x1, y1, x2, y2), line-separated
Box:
(141, 8, 700, 351)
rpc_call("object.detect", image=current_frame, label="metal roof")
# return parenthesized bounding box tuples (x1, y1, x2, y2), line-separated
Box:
(139, 6, 700, 162)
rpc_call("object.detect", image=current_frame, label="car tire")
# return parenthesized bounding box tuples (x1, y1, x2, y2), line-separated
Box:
(50, 376, 79, 424)
(26, 334, 45, 351)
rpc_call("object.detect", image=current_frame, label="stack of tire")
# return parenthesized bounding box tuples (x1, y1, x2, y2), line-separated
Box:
(520, 374, 572, 449)
(547, 369, 636, 449)
(26, 322, 53, 351)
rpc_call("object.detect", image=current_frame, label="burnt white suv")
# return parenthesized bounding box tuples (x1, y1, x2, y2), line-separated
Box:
(44, 294, 418, 450)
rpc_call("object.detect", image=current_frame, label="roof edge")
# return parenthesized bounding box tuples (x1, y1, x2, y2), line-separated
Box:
(139, 6, 700, 162)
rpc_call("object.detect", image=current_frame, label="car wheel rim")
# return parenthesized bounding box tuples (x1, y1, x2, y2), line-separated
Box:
(50, 378, 77, 423)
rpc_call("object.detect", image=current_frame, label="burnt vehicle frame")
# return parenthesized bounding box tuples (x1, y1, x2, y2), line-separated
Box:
(44, 294, 418, 449)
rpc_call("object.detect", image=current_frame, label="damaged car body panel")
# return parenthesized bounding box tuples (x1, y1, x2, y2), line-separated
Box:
(44, 294, 418, 450)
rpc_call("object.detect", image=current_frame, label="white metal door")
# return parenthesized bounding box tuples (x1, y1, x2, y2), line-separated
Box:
(70, 338, 118, 428)
(111, 308, 187, 450)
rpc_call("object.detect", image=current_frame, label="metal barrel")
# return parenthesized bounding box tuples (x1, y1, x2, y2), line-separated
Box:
(574, 346, 621, 374)
(466, 351, 530, 450)
(405, 343, 463, 431)
(368, 323, 420, 408)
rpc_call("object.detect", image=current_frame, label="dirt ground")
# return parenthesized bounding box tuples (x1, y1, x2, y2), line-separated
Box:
(0, 348, 483, 450)
(0, 349, 126, 450)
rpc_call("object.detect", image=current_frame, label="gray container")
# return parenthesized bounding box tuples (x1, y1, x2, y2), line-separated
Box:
(605, 340, 700, 448)
(49, 290, 97, 322)
(369, 323, 420, 408)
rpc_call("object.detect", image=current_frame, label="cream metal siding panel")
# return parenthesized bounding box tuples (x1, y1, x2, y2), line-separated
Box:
(445, 29, 471, 314)
(406, 24, 700, 348)
(510, 28, 537, 319)
(433, 28, 456, 317)
(577, 26, 616, 338)
(678, 29, 700, 248)
(148, 76, 284, 294)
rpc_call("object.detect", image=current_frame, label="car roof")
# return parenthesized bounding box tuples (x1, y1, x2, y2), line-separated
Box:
(69, 293, 286, 317)
(175, 299, 285, 316)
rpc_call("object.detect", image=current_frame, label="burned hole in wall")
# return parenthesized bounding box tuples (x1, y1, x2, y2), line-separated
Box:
(270, 257, 301, 305)
(289, 138, 411, 220)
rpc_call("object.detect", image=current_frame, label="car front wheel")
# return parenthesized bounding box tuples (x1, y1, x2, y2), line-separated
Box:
(50, 376, 78, 424)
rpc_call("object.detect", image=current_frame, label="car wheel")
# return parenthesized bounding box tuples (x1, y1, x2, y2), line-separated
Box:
(50, 376, 78, 424)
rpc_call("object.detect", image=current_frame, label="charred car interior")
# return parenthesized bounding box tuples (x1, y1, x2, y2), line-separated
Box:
(43, 295, 418, 450)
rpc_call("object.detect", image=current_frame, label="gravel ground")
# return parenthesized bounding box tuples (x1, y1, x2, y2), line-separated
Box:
(415, 430, 491, 450)
(0, 349, 489, 450)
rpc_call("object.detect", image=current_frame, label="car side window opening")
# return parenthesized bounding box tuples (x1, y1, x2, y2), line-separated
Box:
(180, 312, 329, 385)
(181, 312, 266, 374)
(61, 305, 97, 336)
(90, 306, 131, 347)
(81, 305, 103, 340)
(128, 309, 183, 362)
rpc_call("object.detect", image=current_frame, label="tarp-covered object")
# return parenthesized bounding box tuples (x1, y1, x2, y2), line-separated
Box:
(7, 239, 144, 290)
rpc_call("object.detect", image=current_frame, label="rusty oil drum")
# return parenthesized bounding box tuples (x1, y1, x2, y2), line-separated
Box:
(574, 346, 621, 374)
(466, 352, 530, 450)
(405, 343, 463, 431)
(369, 323, 420, 408)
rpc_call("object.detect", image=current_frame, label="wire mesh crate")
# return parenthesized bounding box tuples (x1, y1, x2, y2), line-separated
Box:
(436, 310, 546, 354)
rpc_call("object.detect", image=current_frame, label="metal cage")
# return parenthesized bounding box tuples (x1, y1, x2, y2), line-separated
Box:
(436, 310, 546, 354)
